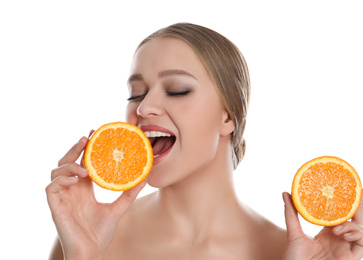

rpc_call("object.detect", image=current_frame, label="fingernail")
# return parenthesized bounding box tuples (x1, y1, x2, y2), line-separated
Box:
(68, 176, 78, 182)
(79, 166, 88, 173)
(78, 136, 87, 144)
(345, 232, 352, 236)
(334, 225, 342, 232)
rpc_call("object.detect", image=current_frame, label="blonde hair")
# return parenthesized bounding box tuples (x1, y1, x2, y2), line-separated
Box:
(137, 23, 251, 169)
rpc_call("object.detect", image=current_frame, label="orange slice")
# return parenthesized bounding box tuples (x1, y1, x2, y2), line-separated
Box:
(292, 156, 361, 226)
(83, 122, 153, 191)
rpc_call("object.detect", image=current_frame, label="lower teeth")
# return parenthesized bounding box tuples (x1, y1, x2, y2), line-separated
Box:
(153, 154, 160, 158)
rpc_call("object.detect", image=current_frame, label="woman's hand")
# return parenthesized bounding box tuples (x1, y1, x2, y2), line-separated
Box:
(46, 136, 146, 259)
(283, 192, 363, 260)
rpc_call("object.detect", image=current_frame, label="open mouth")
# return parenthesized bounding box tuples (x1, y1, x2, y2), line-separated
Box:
(144, 131, 176, 158)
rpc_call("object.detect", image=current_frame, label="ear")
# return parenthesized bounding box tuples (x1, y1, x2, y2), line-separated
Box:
(220, 111, 235, 136)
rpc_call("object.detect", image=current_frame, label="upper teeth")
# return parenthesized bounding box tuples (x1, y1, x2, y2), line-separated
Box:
(144, 131, 172, 138)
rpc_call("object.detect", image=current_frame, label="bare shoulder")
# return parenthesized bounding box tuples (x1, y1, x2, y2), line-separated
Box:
(105, 195, 287, 260)
(241, 203, 287, 259)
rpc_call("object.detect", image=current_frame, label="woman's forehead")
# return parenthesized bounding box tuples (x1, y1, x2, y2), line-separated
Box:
(130, 37, 207, 78)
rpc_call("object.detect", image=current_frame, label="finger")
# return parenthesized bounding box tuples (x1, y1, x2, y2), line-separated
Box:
(111, 180, 147, 218)
(283, 192, 304, 241)
(352, 189, 363, 224)
(333, 221, 363, 235)
(79, 130, 95, 168)
(342, 230, 363, 246)
(47, 175, 80, 194)
(333, 221, 363, 245)
(58, 136, 88, 167)
(51, 163, 89, 181)
(88, 129, 95, 137)
(46, 176, 79, 209)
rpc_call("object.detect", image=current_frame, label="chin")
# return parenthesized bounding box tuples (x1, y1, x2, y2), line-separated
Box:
(145, 170, 168, 189)
(145, 166, 186, 189)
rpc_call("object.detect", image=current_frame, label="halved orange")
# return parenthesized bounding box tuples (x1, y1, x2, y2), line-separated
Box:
(83, 122, 153, 191)
(292, 156, 361, 226)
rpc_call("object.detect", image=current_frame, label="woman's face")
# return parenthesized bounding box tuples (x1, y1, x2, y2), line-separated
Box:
(126, 37, 233, 188)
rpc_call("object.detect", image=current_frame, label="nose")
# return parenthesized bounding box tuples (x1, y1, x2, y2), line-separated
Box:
(136, 91, 163, 118)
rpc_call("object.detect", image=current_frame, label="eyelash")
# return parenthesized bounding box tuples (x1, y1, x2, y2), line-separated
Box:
(127, 94, 146, 101)
(127, 90, 191, 101)
(166, 90, 191, 96)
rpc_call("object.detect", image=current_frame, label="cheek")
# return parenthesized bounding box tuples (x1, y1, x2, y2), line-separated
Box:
(125, 103, 138, 125)
(176, 100, 224, 151)
(179, 97, 224, 135)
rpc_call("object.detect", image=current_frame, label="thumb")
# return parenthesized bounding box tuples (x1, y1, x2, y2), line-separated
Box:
(111, 180, 147, 218)
(80, 129, 95, 168)
(283, 192, 304, 241)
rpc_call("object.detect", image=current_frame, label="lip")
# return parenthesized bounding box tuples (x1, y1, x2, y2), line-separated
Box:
(139, 125, 175, 136)
(139, 125, 176, 165)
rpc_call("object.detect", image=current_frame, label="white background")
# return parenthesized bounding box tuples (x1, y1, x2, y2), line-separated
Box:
(1, 0, 362, 258)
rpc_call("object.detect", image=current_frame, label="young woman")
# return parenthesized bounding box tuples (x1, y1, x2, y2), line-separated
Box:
(46, 23, 363, 259)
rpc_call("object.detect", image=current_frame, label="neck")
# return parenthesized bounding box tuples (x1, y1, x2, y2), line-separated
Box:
(155, 144, 240, 241)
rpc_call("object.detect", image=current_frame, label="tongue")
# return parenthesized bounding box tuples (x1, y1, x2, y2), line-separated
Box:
(152, 137, 174, 155)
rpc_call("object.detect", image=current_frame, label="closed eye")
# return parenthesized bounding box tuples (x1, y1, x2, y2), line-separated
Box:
(127, 93, 147, 101)
(166, 90, 191, 97)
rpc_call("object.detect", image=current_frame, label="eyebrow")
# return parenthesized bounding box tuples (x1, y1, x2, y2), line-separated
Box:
(127, 73, 143, 84)
(158, 69, 197, 80)
(127, 69, 197, 84)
